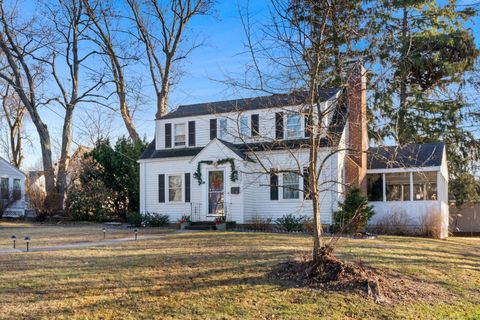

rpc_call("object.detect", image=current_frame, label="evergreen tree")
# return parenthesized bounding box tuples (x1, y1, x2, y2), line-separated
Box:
(370, 0, 479, 201)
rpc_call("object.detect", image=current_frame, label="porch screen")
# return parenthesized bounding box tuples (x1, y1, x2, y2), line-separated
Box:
(385, 173, 410, 201)
(367, 174, 383, 201)
(413, 172, 437, 200)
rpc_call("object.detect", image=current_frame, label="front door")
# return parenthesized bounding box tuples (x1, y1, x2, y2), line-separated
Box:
(208, 170, 224, 216)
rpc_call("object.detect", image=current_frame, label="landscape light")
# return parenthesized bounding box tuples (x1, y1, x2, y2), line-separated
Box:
(11, 235, 16, 249)
(102, 227, 106, 240)
(134, 228, 138, 241)
(24, 236, 31, 252)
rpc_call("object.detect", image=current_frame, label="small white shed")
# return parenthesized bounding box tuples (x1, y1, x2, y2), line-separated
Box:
(0, 156, 26, 218)
(366, 143, 449, 238)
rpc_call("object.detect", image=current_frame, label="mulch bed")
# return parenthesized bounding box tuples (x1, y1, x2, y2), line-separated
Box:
(270, 252, 451, 304)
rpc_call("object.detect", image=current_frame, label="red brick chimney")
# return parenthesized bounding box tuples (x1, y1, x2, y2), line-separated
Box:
(345, 64, 368, 193)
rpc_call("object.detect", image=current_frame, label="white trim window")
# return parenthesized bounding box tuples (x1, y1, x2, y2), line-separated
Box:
(283, 172, 300, 199)
(174, 123, 186, 147)
(218, 118, 228, 139)
(286, 113, 302, 139)
(168, 175, 183, 202)
(240, 116, 249, 137)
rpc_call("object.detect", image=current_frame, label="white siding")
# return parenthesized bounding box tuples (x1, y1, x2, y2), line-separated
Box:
(140, 145, 343, 225)
(0, 157, 26, 217)
(155, 97, 338, 150)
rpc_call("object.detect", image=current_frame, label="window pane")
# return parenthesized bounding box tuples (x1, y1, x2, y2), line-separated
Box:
(385, 172, 410, 201)
(367, 174, 383, 201)
(218, 119, 228, 139)
(283, 172, 299, 199)
(0, 177, 8, 199)
(13, 179, 21, 200)
(240, 116, 249, 136)
(286, 114, 301, 138)
(168, 175, 182, 202)
(174, 124, 186, 146)
(413, 172, 437, 200)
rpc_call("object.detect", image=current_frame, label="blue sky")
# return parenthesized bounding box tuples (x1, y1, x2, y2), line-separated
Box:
(7, 0, 480, 169)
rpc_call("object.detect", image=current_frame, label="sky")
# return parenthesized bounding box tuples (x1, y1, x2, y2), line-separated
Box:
(3, 0, 480, 169)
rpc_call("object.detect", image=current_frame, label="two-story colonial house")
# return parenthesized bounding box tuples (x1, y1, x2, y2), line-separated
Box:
(139, 65, 449, 237)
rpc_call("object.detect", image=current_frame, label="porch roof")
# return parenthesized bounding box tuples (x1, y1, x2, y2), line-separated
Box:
(367, 142, 445, 170)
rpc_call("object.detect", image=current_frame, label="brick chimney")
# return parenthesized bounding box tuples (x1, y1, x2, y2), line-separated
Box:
(345, 64, 368, 193)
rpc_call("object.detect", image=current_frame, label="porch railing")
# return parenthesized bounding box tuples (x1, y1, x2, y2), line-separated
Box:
(190, 202, 202, 222)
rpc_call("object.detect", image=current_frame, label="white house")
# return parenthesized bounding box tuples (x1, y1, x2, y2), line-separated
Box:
(139, 65, 449, 237)
(0, 156, 26, 217)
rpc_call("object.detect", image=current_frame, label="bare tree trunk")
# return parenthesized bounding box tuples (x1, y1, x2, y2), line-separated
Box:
(55, 104, 74, 206)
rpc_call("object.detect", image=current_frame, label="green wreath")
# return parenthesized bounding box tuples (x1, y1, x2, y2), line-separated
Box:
(193, 158, 238, 185)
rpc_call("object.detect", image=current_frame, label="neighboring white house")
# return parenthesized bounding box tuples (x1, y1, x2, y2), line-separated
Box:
(139, 65, 449, 237)
(0, 156, 26, 217)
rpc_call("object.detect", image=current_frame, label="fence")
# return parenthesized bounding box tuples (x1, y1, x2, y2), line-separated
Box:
(450, 203, 480, 235)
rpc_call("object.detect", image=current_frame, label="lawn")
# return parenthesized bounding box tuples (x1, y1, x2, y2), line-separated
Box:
(0, 222, 478, 319)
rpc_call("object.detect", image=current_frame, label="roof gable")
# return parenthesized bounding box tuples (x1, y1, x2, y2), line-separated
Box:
(0, 156, 25, 177)
(190, 139, 253, 163)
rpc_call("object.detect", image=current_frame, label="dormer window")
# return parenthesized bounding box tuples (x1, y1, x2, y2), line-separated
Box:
(174, 123, 186, 146)
(240, 116, 249, 137)
(218, 118, 228, 139)
(286, 114, 302, 139)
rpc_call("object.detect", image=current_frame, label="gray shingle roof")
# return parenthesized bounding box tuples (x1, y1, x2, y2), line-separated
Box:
(160, 87, 340, 120)
(367, 142, 445, 170)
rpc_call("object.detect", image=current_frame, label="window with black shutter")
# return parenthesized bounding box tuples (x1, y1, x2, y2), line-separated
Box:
(158, 174, 165, 203)
(185, 173, 191, 202)
(275, 112, 284, 139)
(210, 118, 217, 140)
(251, 114, 259, 136)
(165, 123, 172, 148)
(188, 121, 196, 146)
(270, 170, 279, 200)
(303, 167, 311, 200)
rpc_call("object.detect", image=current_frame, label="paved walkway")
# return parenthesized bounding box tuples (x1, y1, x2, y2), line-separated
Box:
(0, 231, 190, 253)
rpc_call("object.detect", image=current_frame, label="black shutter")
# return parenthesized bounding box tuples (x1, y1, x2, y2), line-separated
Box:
(303, 168, 311, 200)
(165, 123, 172, 148)
(270, 170, 279, 200)
(185, 173, 191, 203)
(275, 112, 283, 139)
(210, 118, 217, 140)
(304, 113, 311, 138)
(251, 114, 259, 136)
(188, 121, 196, 146)
(158, 174, 165, 203)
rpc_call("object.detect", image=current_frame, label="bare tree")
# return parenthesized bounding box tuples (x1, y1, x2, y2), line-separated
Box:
(82, 0, 140, 142)
(126, 0, 212, 118)
(0, 3, 57, 199)
(0, 81, 25, 168)
(224, 0, 372, 264)
(36, 0, 106, 206)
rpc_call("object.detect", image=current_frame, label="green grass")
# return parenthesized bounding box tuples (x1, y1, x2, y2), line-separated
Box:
(0, 222, 479, 319)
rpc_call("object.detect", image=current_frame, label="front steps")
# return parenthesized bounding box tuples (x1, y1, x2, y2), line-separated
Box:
(183, 221, 236, 231)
